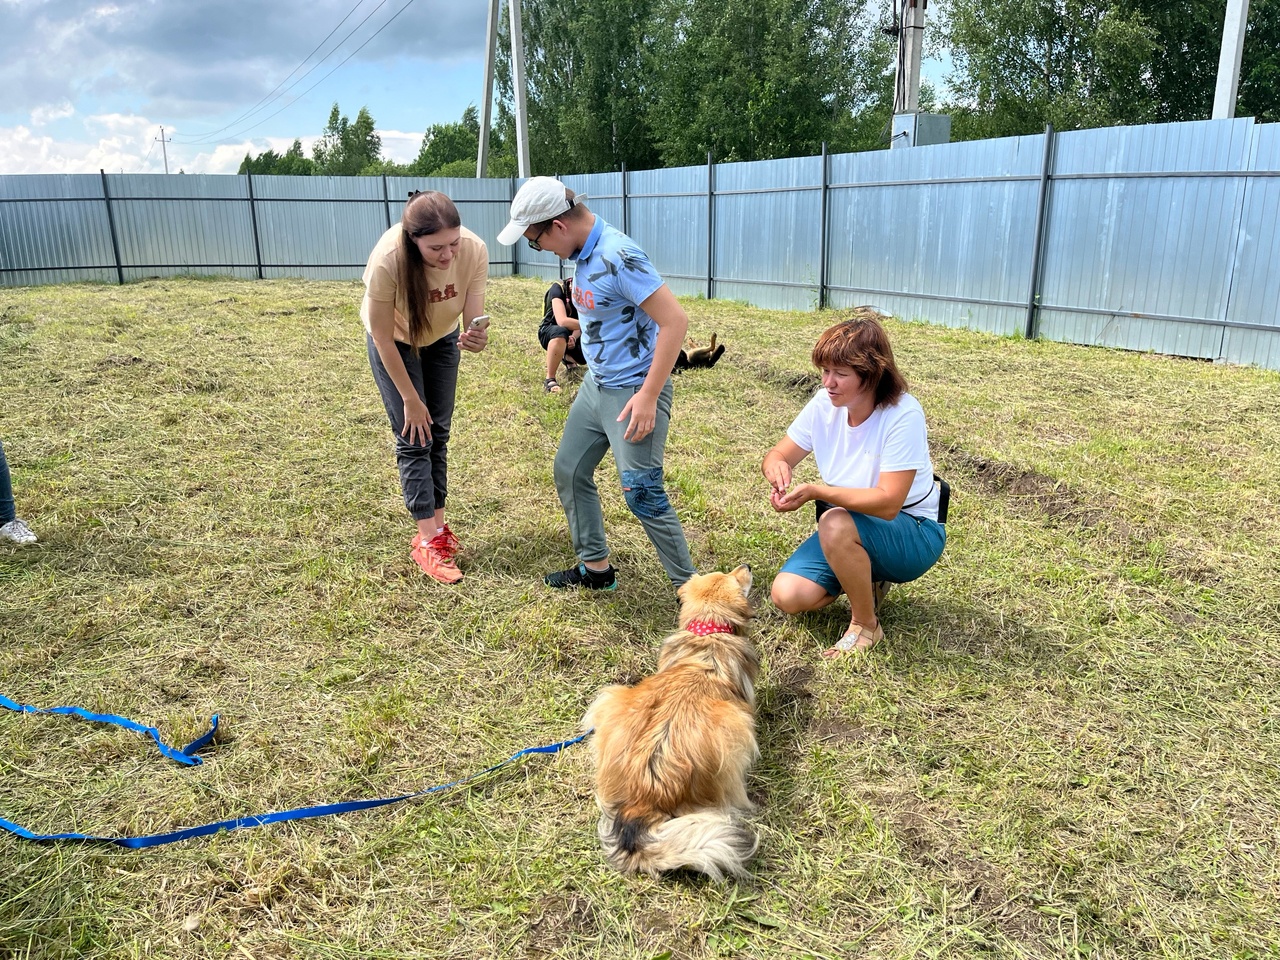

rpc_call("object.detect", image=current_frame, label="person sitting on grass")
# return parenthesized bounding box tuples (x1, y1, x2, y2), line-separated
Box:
(0, 438, 37, 545)
(539, 276, 586, 393)
(762, 314, 945, 658)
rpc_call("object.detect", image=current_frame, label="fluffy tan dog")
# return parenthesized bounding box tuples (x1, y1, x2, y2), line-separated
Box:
(582, 564, 759, 880)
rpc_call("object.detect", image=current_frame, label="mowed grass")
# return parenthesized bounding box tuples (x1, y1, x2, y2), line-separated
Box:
(1, 275, 1278, 960)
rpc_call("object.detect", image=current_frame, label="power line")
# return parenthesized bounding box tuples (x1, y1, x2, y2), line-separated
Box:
(171, 0, 373, 143)
(139, 126, 159, 170)
(194, 0, 423, 147)
(172, 0, 403, 146)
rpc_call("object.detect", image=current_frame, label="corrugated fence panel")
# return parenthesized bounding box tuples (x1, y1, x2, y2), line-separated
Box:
(1222, 122, 1280, 368)
(107, 174, 257, 280)
(713, 156, 822, 311)
(825, 135, 1043, 334)
(628, 164, 709, 298)
(251, 176, 383, 281)
(0, 174, 116, 285)
(1036, 120, 1253, 360)
(566, 171, 623, 227)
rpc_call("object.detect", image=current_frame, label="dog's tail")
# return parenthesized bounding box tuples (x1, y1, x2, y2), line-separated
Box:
(598, 809, 757, 881)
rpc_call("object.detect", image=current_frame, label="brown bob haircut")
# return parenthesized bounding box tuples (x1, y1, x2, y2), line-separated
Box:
(811, 309, 908, 409)
(399, 190, 462, 345)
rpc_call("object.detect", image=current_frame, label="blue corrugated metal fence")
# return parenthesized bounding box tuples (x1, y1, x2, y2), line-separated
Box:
(2, 117, 1278, 370)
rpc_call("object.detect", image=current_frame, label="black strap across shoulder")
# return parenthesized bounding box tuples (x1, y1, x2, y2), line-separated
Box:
(814, 473, 949, 525)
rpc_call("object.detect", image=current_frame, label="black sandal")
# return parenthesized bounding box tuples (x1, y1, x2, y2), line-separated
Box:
(544, 377, 562, 393)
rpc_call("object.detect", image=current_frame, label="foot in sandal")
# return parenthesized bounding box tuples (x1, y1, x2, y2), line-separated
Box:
(822, 619, 884, 658)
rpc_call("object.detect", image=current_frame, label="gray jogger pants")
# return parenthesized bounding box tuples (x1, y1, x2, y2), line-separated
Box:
(552, 372, 696, 585)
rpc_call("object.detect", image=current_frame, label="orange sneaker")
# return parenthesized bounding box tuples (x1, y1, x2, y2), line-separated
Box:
(412, 525, 460, 557)
(437, 523, 460, 558)
(411, 534, 463, 584)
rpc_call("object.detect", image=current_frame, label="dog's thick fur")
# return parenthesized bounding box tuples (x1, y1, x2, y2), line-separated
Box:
(582, 565, 759, 880)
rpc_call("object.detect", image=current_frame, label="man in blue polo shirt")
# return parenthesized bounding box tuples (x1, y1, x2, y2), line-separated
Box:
(498, 177, 697, 589)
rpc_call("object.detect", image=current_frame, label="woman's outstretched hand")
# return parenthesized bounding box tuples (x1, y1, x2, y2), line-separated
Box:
(770, 483, 814, 513)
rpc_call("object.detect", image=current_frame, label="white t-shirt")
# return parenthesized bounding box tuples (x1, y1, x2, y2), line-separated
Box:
(786, 390, 940, 522)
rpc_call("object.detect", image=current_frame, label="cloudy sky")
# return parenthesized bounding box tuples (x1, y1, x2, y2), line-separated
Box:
(0, 0, 493, 175)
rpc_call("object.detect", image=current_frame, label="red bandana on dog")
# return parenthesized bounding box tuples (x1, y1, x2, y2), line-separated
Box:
(685, 619, 734, 636)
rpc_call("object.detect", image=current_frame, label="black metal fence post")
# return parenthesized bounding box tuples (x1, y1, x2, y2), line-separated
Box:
(819, 142, 830, 310)
(621, 163, 629, 236)
(1025, 124, 1056, 340)
(246, 173, 264, 280)
(706, 151, 714, 300)
(381, 175, 392, 230)
(99, 169, 124, 285)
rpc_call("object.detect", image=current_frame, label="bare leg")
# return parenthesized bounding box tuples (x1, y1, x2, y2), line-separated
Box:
(416, 508, 446, 541)
(815, 509, 880, 651)
(546, 337, 568, 380)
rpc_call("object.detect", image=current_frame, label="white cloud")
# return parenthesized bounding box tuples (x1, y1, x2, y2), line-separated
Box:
(0, 123, 146, 175)
(30, 101, 75, 125)
(379, 128, 424, 165)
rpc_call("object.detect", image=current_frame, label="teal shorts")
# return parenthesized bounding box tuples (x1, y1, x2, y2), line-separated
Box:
(780, 509, 946, 597)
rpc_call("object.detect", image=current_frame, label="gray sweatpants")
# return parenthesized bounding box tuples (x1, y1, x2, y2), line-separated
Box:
(553, 372, 696, 585)
(367, 331, 460, 521)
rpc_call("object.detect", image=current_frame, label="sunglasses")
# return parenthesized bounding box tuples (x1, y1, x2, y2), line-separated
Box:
(527, 223, 552, 251)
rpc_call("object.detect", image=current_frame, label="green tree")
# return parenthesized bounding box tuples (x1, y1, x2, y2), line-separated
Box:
(496, 0, 660, 174)
(408, 104, 517, 177)
(1239, 0, 1280, 121)
(496, 0, 892, 172)
(939, 0, 1159, 139)
(312, 104, 384, 175)
(645, 0, 894, 164)
(237, 139, 316, 176)
(276, 139, 316, 176)
(1116, 0, 1280, 123)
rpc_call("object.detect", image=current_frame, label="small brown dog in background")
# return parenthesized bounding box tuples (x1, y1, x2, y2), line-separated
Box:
(582, 564, 759, 880)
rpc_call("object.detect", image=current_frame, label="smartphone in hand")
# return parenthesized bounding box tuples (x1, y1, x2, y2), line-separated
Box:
(467, 315, 491, 332)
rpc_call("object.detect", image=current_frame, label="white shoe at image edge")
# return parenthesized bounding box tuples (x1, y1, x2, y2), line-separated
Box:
(0, 518, 37, 544)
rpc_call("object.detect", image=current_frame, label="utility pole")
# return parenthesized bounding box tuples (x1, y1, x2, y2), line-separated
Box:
(1212, 0, 1250, 119)
(156, 126, 171, 174)
(508, 0, 531, 178)
(477, 0, 500, 178)
(894, 0, 927, 115)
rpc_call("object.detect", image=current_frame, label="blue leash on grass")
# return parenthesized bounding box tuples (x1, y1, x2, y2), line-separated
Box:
(0, 693, 589, 849)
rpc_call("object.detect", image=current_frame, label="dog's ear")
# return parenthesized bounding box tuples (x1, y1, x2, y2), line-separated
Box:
(731, 564, 752, 597)
(677, 578, 691, 602)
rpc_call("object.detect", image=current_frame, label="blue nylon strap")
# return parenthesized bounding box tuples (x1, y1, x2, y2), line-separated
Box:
(1, 699, 590, 848)
(0, 694, 218, 766)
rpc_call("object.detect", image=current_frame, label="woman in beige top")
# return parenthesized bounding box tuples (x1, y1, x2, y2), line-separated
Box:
(362, 191, 489, 584)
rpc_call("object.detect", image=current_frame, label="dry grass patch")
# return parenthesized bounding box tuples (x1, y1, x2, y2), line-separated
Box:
(1, 276, 1278, 959)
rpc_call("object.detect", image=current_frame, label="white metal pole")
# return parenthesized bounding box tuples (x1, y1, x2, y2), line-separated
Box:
(508, 0, 531, 178)
(477, 0, 500, 178)
(160, 126, 169, 175)
(1212, 0, 1250, 119)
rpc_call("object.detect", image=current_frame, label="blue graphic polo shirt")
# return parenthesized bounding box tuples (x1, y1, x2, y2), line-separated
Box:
(571, 217, 665, 389)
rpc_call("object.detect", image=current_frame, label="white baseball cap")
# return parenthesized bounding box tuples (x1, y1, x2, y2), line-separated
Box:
(497, 176, 588, 245)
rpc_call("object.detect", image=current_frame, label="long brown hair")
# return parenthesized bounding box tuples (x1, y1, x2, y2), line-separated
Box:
(811, 310, 908, 408)
(399, 191, 461, 345)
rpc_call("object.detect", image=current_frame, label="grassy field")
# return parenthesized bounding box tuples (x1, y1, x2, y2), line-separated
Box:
(1, 275, 1278, 960)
